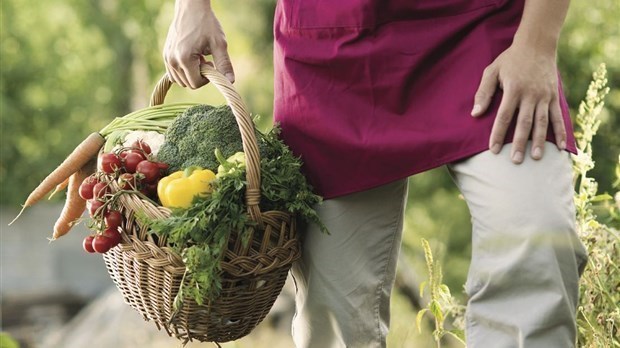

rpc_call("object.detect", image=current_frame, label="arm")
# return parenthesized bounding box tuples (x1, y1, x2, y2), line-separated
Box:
(163, 0, 234, 89)
(471, 0, 570, 164)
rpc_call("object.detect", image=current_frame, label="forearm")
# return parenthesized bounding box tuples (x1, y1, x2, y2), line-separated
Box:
(174, 0, 213, 26)
(513, 0, 570, 55)
(165, 0, 234, 87)
(175, 0, 212, 12)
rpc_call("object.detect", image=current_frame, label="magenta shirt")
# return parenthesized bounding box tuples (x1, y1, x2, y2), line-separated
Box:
(273, 0, 577, 199)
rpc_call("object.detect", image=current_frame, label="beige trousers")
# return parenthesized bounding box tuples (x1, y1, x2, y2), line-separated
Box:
(290, 141, 588, 348)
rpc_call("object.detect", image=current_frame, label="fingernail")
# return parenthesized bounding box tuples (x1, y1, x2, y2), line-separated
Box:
(512, 151, 524, 163)
(559, 140, 566, 150)
(532, 147, 542, 159)
(225, 73, 235, 83)
(491, 143, 501, 154)
(471, 104, 482, 116)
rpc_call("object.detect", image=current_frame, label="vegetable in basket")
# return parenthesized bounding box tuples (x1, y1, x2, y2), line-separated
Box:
(157, 104, 255, 172)
(157, 167, 216, 208)
(14, 67, 321, 342)
(9, 103, 193, 238)
(147, 120, 328, 306)
(215, 149, 245, 179)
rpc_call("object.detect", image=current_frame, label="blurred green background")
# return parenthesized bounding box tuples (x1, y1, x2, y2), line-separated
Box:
(1, 0, 618, 346)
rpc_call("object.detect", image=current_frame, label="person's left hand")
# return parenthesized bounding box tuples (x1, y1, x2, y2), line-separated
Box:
(471, 43, 566, 164)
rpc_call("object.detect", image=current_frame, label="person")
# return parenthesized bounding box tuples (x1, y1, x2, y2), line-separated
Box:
(163, 0, 588, 347)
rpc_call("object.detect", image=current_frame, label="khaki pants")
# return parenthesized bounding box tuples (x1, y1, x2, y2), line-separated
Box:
(290, 141, 587, 348)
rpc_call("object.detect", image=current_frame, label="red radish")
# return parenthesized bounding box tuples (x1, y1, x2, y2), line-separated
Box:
(156, 162, 169, 172)
(92, 182, 109, 199)
(123, 152, 145, 173)
(99, 153, 121, 174)
(102, 228, 121, 247)
(104, 210, 123, 229)
(136, 160, 161, 184)
(83, 235, 96, 253)
(88, 199, 105, 218)
(117, 173, 138, 190)
(131, 140, 151, 154)
(79, 175, 98, 200)
(92, 235, 112, 253)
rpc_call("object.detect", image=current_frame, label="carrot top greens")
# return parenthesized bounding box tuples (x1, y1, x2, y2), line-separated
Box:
(146, 124, 326, 310)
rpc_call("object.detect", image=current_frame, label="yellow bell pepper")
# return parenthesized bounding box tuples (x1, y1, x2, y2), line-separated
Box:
(157, 166, 216, 208)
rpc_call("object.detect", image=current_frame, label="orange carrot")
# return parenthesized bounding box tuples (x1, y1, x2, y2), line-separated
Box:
(52, 159, 96, 239)
(48, 177, 70, 200)
(9, 132, 105, 225)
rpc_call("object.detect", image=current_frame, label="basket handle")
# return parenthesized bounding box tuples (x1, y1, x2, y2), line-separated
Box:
(149, 64, 263, 224)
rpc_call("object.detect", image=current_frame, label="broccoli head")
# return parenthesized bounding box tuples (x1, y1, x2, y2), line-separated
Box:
(157, 104, 247, 172)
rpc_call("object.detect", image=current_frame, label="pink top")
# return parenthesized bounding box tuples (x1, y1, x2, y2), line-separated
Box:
(273, 0, 577, 199)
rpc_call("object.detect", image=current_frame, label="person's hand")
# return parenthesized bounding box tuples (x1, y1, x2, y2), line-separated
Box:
(163, 0, 234, 89)
(471, 43, 566, 164)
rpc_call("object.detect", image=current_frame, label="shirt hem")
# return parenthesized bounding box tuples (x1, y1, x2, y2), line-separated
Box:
(319, 141, 577, 200)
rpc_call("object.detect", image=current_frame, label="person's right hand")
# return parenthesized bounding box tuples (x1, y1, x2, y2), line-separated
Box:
(163, 0, 234, 89)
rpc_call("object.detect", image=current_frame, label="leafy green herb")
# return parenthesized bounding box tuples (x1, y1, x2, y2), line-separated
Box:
(147, 124, 326, 309)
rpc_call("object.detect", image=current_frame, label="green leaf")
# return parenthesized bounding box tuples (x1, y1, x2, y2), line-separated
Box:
(419, 280, 427, 298)
(430, 300, 444, 323)
(591, 193, 613, 202)
(416, 309, 429, 333)
(439, 284, 451, 297)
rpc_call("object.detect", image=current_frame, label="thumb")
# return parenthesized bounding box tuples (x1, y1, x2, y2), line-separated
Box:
(471, 66, 498, 117)
(211, 41, 235, 83)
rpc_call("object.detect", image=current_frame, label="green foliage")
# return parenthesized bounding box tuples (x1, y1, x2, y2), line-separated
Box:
(257, 127, 325, 232)
(150, 164, 249, 307)
(417, 239, 466, 347)
(0, 332, 20, 348)
(559, 0, 620, 197)
(148, 125, 325, 308)
(572, 64, 620, 348)
(1, 0, 163, 206)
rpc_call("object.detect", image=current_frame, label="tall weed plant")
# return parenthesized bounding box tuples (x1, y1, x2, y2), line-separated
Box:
(418, 64, 620, 347)
(573, 64, 619, 348)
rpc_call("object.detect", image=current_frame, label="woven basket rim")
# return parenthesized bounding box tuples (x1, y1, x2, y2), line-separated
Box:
(149, 64, 264, 225)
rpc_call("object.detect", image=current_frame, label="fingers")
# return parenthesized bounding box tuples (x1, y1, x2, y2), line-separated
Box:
(210, 38, 235, 83)
(489, 85, 518, 155)
(549, 98, 567, 150)
(164, 42, 189, 87)
(490, 93, 565, 163)
(472, 66, 499, 117)
(530, 101, 550, 160)
(479, 44, 565, 162)
(510, 102, 535, 164)
(162, 4, 231, 89)
(165, 63, 188, 88)
(179, 55, 209, 89)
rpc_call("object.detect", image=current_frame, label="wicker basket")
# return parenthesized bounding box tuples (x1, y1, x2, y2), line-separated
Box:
(101, 65, 300, 344)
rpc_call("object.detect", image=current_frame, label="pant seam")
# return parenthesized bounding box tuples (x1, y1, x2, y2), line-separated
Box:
(373, 179, 407, 346)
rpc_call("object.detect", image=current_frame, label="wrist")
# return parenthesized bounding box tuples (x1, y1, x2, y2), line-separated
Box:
(513, 0, 569, 57)
(177, 0, 211, 4)
(176, 0, 211, 11)
(513, 30, 559, 57)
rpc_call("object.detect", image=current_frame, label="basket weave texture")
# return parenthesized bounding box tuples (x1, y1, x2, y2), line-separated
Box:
(101, 65, 300, 343)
